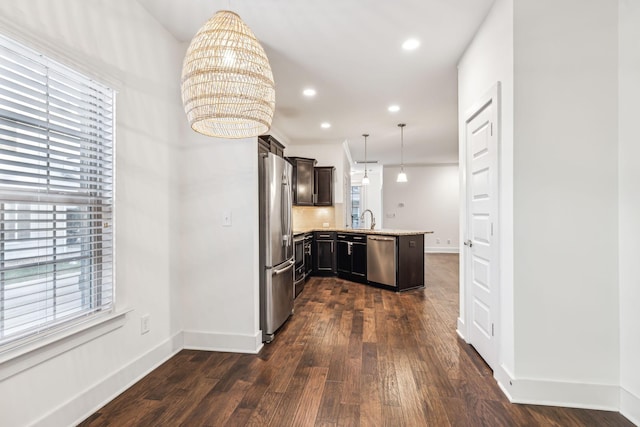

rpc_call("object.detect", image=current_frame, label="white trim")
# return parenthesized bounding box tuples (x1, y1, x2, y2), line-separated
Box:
(32, 332, 183, 427)
(183, 330, 264, 354)
(620, 387, 640, 426)
(494, 363, 516, 401)
(0, 309, 131, 381)
(343, 140, 354, 167)
(497, 374, 619, 411)
(0, 14, 124, 91)
(456, 317, 467, 341)
(425, 247, 460, 254)
(384, 162, 459, 168)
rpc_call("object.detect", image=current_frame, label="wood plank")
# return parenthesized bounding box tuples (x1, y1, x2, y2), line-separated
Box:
(336, 403, 360, 426)
(291, 367, 329, 426)
(340, 358, 361, 405)
(359, 374, 382, 427)
(244, 391, 284, 427)
(316, 380, 344, 423)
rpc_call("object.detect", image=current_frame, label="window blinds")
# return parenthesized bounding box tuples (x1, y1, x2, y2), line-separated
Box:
(0, 34, 114, 347)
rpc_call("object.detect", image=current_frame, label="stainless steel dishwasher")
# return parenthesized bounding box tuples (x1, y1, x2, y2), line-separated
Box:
(367, 235, 396, 287)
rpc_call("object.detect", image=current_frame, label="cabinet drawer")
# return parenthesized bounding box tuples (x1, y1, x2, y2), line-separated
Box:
(336, 233, 367, 242)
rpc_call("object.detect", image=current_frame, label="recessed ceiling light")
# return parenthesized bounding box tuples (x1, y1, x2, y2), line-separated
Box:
(388, 105, 400, 113)
(320, 122, 331, 129)
(402, 38, 420, 51)
(303, 88, 316, 97)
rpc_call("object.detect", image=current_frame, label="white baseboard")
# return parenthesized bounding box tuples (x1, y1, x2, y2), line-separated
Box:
(425, 247, 460, 254)
(33, 332, 183, 427)
(183, 330, 263, 354)
(497, 371, 620, 411)
(620, 386, 640, 426)
(456, 317, 467, 341)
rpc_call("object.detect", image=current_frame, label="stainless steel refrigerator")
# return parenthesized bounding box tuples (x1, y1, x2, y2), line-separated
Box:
(259, 152, 294, 343)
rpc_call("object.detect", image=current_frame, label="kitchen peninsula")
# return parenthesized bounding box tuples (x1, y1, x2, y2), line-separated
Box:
(294, 228, 432, 295)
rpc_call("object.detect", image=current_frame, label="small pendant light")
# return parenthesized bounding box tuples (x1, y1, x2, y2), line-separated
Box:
(397, 123, 408, 182)
(362, 133, 370, 185)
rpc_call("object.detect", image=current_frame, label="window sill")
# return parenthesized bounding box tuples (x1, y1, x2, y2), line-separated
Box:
(0, 308, 132, 381)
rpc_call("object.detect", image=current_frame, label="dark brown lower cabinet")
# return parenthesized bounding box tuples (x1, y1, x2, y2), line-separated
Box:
(314, 232, 336, 275)
(310, 231, 424, 291)
(304, 233, 313, 277)
(336, 233, 367, 284)
(396, 234, 425, 291)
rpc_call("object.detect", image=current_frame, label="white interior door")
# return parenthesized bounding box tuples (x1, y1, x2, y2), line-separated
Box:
(464, 85, 499, 369)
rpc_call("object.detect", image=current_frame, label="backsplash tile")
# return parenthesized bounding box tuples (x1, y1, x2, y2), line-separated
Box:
(292, 204, 345, 230)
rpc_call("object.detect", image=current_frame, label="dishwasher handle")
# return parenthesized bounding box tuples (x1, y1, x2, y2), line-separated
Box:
(368, 236, 395, 241)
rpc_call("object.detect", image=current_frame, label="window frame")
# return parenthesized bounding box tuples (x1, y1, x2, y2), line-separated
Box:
(0, 32, 116, 354)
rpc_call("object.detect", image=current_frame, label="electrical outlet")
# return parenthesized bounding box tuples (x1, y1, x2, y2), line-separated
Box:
(447, 239, 451, 244)
(436, 238, 440, 244)
(141, 314, 150, 335)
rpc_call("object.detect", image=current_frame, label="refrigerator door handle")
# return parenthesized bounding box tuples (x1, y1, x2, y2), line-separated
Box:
(282, 173, 292, 247)
(274, 259, 295, 275)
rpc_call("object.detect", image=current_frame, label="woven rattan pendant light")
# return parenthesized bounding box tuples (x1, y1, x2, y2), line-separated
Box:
(181, 10, 275, 139)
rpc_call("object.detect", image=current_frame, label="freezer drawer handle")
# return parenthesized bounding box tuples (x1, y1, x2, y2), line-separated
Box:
(274, 260, 295, 275)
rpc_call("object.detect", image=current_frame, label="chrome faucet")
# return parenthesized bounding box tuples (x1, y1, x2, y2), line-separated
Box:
(360, 209, 376, 230)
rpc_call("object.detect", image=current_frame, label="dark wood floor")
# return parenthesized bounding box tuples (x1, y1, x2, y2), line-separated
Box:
(80, 254, 633, 426)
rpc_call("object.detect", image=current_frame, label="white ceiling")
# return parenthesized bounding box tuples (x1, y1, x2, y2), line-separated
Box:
(138, 0, 494, 165)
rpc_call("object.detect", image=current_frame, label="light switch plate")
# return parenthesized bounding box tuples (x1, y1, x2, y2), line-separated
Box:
(141, 314, 150, 335)
(222, 211, 232, 227)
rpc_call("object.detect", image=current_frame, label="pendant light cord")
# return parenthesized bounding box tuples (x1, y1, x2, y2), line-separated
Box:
(362, 133, 369, 178)
(398, 123, 406, 171)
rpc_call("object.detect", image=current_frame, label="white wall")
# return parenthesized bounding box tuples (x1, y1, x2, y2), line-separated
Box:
(383, 165, 459, 253)
(618, 0, 640, 422)
(457, 0, 515, 378)
(512, 0, 619, 405)
(343, 142, 353, 227)
(0, 1, 184, 425)
(462, 0, 637, 415)
(179, 133, 261, 353)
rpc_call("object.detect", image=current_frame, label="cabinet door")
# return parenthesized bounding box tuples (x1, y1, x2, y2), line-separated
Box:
(314, 167, 333, 206)
(294, 159, 314, 205)
(351, 241, 367, 279)
(336, 239, 350, 274)
(315, 239, 335, 273)
(258, 135, 285, 158)
(304, 238, 313, 276)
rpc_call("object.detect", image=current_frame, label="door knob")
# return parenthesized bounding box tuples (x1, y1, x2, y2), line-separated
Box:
(464, 239, 473, 247)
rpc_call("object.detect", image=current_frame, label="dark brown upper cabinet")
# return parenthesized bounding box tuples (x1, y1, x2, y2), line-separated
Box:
(314, 166, 334, 206)
(287, 157, 334, 206)
(258, 135, 285, 158)
(287, 157, 316, 206)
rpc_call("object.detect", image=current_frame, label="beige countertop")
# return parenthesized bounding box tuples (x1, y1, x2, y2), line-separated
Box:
(293, 228, 433, 237)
